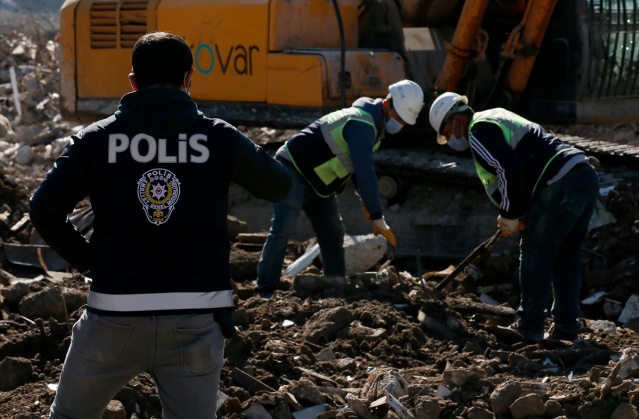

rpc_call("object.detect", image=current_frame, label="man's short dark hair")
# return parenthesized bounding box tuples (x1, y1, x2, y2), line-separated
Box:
(131, 32, 193, 89)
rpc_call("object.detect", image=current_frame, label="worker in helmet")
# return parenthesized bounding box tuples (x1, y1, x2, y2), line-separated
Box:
(429, 92, 599, 343)
(256, 80, 424, 299)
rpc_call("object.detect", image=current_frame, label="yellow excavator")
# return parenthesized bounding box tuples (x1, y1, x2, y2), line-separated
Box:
(59, 0, 639, 129)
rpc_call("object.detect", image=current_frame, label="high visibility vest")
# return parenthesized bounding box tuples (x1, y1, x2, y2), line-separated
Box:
(287, 106, 381, 197)
(469, 108, 576, 207)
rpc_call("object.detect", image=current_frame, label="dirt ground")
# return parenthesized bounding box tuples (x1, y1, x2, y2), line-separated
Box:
(1, 150, 639, 419)
(2, 20, 639, 419)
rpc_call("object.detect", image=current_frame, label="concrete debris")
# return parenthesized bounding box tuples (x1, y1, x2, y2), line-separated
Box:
(2, 29, 639, 419)
(243, 402, 273, 419)
(343, 234, 388, 277)
(382, 391, 415, 419)
(284, 234, 387, 277)
(291, 404, 326, 418)
(0, 28, 638, 325)
(618, 294, 639, 324)
(490, 381, 522, 415)
(284, 241, 320, 276)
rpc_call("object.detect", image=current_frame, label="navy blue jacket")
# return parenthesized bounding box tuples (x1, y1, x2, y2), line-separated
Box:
(29, 88, 291, 315)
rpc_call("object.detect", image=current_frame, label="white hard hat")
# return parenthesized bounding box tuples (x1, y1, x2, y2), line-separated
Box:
(388, 80, 424, 125)
(429, 92, 469, 144)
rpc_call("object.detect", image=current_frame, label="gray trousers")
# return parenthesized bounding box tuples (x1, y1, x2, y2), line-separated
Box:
(50, 310, 224, 419)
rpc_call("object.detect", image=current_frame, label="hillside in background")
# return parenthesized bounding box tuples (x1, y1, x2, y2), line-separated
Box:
(0, 0, 64, 35)
(0, 0, 64, 13)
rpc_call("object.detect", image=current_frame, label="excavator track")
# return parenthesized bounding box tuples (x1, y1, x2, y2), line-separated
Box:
(375, 134, 639, 183)
(559, 136, 639, 168)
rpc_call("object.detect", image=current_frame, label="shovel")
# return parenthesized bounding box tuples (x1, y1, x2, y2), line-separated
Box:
(434, 229, 503, 292)
(377, 243, 396, 273)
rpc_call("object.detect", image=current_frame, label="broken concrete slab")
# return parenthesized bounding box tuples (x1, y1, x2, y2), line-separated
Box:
(343, 234, 387, 277)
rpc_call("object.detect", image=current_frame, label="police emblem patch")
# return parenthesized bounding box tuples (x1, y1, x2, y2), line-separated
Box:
(137, 169, 181, 225)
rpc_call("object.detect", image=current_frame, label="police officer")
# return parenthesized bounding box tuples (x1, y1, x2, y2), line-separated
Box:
(30, 31, 291, 419)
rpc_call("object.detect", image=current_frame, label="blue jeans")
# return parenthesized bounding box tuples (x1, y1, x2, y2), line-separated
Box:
(50, 310, 224, 419)
(517, 164, 599, 335)
(257, 164, 345, 289)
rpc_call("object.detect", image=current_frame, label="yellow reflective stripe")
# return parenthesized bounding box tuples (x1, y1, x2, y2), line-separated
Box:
(321, 108, 378, 172)
(284, 143, 341, 198)
(314, 157, 350, 185)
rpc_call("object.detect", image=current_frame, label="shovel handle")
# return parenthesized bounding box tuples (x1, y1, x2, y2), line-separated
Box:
(434, 230, 502, 291)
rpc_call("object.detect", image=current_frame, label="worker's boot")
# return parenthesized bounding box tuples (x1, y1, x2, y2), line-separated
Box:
(546, 325, 580, 342)
(505, 318, 544, 343)
(254, 286, 276, 299)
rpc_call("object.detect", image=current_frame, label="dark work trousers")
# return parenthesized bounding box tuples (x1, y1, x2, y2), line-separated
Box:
(517, 164, 599, 335)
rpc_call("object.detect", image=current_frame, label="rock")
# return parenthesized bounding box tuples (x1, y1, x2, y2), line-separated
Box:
(0, 114, 14, 139)
(443, 368, 471, 386)
(343, 234, 387, 277)
(302, 306, 354, 344)
(335, 357, 356, 372)
(289, 378, 325, 405)
(490, 381, 522, 415)
(316, 347, 336, 361)
(0, 281, 31, 305)
(336, 320, 387, 343)
(229, 248, 260, 280)
(102, 400, 127, 419)
(467, 406, 495, 419)
(0, 357, 33, 391)
(611, 402, 639, 419)
(509, 393, 545, 419)
(414, 397, 443, 419)
(366, 369, 408, 400)
(544, 399, 565, 417)
(61, 287, 88, 314)
(294, 274, 348, 294)
(345, 393, 372, 418)
(14, 144, 33, 165)
(18, 287, 68, 321)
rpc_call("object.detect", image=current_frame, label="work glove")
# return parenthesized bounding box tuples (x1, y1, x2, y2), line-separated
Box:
(497, 215, 524, 237)
(373, 218, 397, 247)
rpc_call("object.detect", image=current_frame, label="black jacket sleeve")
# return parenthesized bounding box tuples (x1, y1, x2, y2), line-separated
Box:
(470, 122, 526, 219)
(29, 138, 92, 271)
(231, 131, 292, 202)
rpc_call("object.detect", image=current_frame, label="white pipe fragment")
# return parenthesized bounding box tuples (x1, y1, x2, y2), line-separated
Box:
(9, 66, 22, 116)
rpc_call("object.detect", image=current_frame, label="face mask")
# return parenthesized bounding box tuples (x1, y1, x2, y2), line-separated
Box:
(448, 135, 469, 151)
(447, 119, 470, 151)
(385, 117, 403, 135)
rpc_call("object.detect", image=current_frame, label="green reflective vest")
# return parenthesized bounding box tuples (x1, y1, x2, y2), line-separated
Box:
(287, 106, 381, 197)
(469, 108, 576, 207)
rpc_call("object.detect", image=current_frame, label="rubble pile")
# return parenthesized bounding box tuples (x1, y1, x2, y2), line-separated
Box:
(1, 31, 639, 419)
